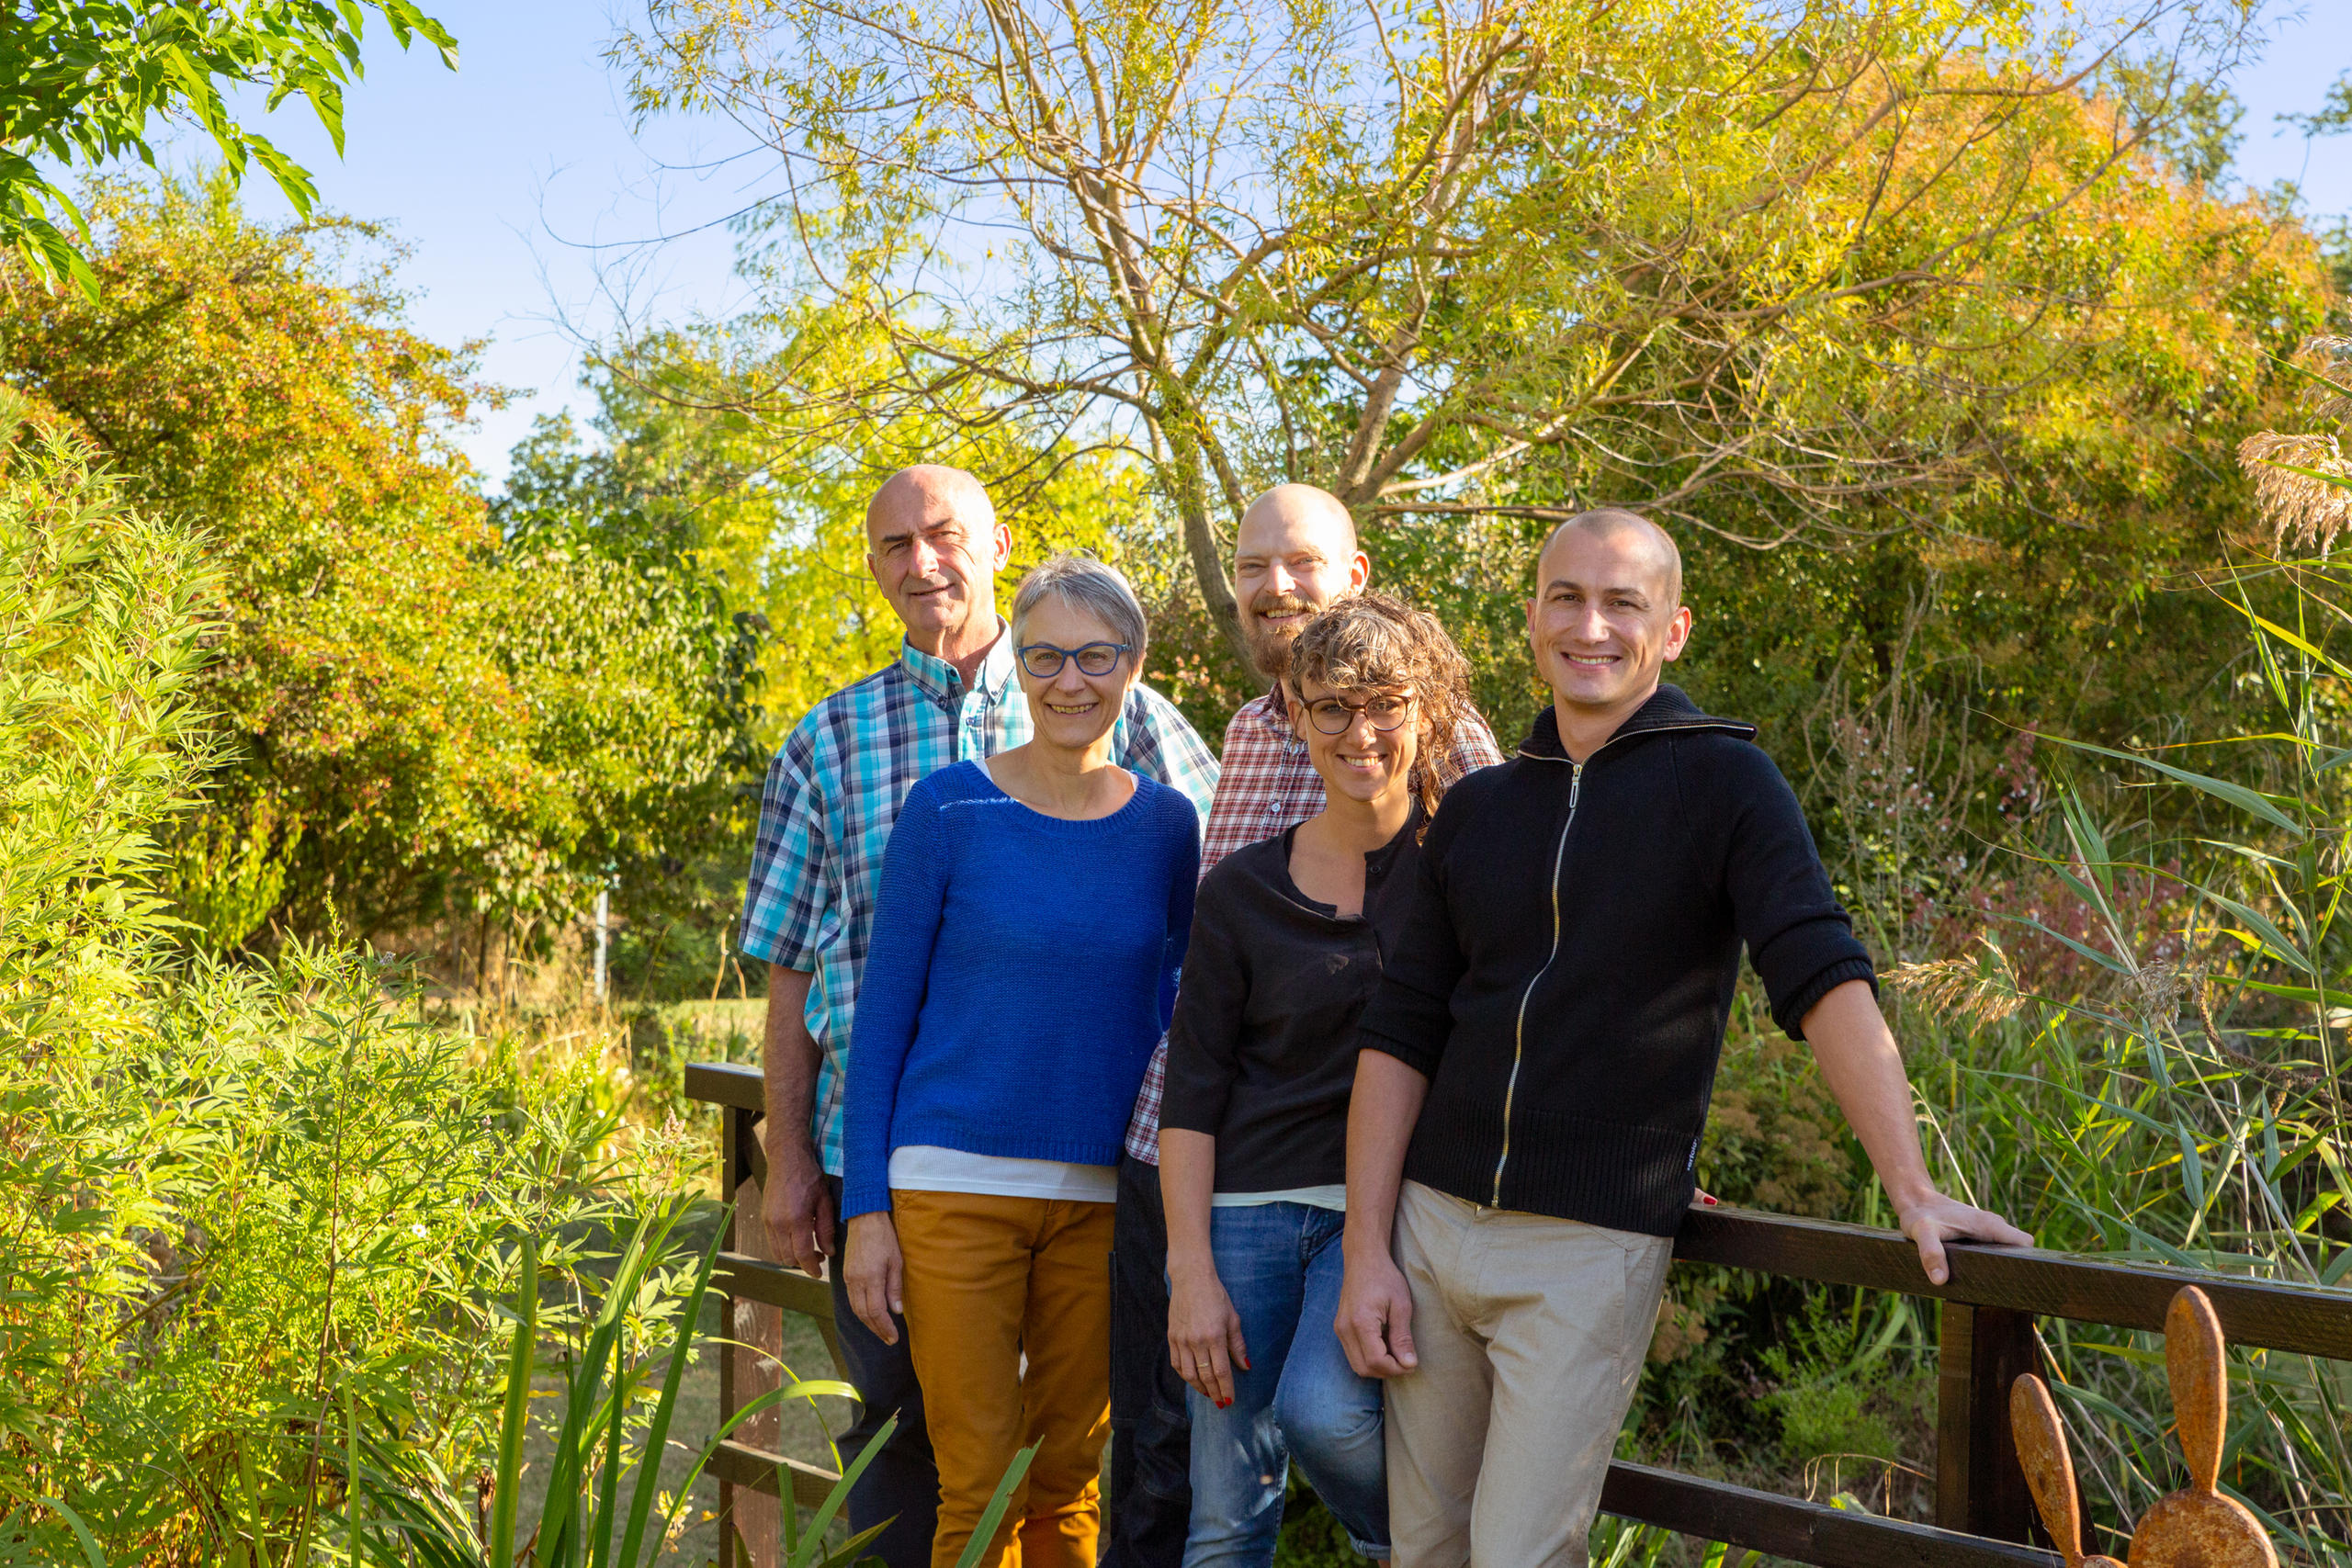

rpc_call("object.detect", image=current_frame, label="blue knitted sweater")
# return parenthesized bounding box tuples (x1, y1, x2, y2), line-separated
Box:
(842, 761, 1200, 1219)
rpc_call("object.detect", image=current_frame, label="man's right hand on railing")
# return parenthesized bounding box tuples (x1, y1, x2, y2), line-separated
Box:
(763, 1136, 837, 1277)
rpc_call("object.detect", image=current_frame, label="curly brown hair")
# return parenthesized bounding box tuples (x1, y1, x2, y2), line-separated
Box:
(1283, 591, 1480, 825)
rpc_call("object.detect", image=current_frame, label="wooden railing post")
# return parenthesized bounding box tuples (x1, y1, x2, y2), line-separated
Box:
(1936, 1301, 2039, 1542)
(716, 1100, 759, 1568)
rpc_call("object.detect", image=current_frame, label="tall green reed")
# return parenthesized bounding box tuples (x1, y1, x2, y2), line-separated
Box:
(1898, 534, 2352, 1552)
(348, 1201, 1035, 1568)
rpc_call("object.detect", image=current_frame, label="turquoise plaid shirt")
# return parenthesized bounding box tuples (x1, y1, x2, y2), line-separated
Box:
(740, 624, 1219, 1175)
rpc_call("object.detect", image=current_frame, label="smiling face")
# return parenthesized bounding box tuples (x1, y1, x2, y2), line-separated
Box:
(1289, 676, 1420, 810)
(1231, 488, 1371, 680)
(1014, 594, 1137, 753)
(1526, 519, 1692, 719)
(864, 467, 1012, 649)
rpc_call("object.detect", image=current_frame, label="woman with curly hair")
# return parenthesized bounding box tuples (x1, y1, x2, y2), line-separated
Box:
(1156, 592, 1485, 1567)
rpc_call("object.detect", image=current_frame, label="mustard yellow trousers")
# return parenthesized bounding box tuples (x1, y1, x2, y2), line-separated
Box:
(891, 1190, 1115, 1568)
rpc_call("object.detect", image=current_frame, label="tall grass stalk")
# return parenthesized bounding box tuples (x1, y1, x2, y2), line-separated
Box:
(351, 1199, 1038, 1568)
(1894, 551, 2352, 1561)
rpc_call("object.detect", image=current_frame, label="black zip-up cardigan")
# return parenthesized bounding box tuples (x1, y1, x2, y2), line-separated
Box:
(1354, 684, 1875, 1236)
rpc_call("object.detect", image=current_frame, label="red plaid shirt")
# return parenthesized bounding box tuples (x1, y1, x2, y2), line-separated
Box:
(1123, 687, 1507, 1161)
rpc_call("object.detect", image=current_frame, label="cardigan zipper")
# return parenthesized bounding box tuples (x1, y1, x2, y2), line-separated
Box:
(1487, 715, 1746, 1206)
(1492, 758, 1582, 1205)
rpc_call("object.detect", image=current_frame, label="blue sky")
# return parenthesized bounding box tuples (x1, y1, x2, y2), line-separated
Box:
(156, 0, 2352, 488)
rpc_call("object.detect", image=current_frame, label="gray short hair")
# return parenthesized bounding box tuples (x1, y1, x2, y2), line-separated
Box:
(1011, 552, 1148, 660)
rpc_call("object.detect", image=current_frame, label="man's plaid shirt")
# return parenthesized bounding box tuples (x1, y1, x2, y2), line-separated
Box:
(1120, 686, 1507, 1162)
(741, 626, 1219, 1176)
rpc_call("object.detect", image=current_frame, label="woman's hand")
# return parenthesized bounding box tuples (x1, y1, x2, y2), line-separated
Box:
(843, 1212, 906, 1346)
(1167, 1257, 1249, 1409)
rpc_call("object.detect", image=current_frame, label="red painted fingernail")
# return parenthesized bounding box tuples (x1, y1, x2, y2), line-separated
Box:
(1702, 1195, 1719, 1206)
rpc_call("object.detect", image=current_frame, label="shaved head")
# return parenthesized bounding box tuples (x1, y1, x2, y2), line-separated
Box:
(865, 464, 996, 540)
(1537, 508, 1681, 608)
(1238, 483, 1359, 555)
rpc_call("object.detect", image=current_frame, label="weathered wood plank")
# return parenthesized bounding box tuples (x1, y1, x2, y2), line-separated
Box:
(716, 1251, 838, 1322)
(688, 1060, 764, 1112)
(1600, 1461, 2059, 1568)
(709, 1438, 844, 1512)
(1673, 1206, 2352, 1359)
(718, 1105, 744, 1568)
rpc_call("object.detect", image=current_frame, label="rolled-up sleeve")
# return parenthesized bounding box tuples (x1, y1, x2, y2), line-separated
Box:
(1352, 806, 1469, 1079)
(1716, 746, 1876, 1039)
(1160, 869, 1247, 1138)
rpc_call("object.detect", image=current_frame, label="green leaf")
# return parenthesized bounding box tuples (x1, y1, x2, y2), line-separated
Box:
(490, 1239, 538, 1568)
(950, 1444, 1038, 1568)
(35, 1496, 108, 1568)
(2034, 733, 2305, 838)
(1991, 912, 2130, 976)
(2195, 885, 2315, 976)
(616, 1224, 722, 1568)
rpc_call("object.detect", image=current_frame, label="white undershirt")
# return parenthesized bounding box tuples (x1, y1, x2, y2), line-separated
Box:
(1211, 1184, 1348, 1212)
(888, 1145, 1119, 1203)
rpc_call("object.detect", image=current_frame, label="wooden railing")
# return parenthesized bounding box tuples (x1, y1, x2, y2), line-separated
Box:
(685, 1060, 2352, 1568)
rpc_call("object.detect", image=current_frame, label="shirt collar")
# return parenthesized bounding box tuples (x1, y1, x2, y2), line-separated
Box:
(899, 617, 1016, 706)
(1249, 681, 1294, 735)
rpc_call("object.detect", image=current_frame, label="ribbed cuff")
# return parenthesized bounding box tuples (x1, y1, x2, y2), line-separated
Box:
(1358, 1032, 1441, 1079)
(841, 1177, 889, 1222)
(1773, 956, 1878, 1041)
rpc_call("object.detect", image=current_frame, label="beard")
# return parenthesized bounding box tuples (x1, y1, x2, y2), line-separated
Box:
(1244, 593, 1315, 679)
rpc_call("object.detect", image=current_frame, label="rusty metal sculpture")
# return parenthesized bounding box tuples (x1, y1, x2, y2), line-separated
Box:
(2010, 1286, 2278, 1568)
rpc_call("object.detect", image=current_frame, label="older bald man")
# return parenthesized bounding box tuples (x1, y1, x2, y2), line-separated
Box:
(739, 467, 1219, 1568)
(1103, 484, 1505, 1568)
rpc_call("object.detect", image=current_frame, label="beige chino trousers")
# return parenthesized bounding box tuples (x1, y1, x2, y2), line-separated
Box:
(1385, 1180, 1672, 1568)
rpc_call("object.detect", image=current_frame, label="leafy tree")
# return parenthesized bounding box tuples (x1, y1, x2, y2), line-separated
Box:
(534, 317, 1170, 740)
(2280, 68, 2352, 139)
(0, 0, 456, 292)
(0, 176, 763, 958)
(619, 0, 2268, 671)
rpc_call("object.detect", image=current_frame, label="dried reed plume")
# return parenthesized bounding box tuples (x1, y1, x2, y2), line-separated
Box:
(1883, 938, 2026, 1028)
(2296, 336, 2352, 425)
(2238, 431, 2352, 553)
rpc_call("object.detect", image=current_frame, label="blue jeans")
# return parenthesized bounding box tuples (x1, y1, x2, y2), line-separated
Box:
(1182, 1203, 1388, 1566)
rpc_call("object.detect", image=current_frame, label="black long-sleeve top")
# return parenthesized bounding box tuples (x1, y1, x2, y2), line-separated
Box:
(1159, 816, 1422, 1192)
(1355, 684, 1876, 1236)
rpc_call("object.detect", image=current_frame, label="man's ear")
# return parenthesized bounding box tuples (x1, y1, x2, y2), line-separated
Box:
(1662, 604, 1694, 663)
(1350, 549, 1372, 593)
(991, 521, 1014, 574)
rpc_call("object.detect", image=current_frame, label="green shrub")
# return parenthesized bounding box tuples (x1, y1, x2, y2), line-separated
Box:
(0, 392, 655, 1565)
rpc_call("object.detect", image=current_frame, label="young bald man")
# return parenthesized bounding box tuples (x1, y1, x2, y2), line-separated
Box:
(1335, 508, 2030, 1567)
(741, 466, 1218, 1568)
(1104, 485, 1504, 1568)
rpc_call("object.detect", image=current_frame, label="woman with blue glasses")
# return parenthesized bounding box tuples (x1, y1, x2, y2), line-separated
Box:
(842, 552, 1202, 1568)
(1159, 593, 1483, 1568)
